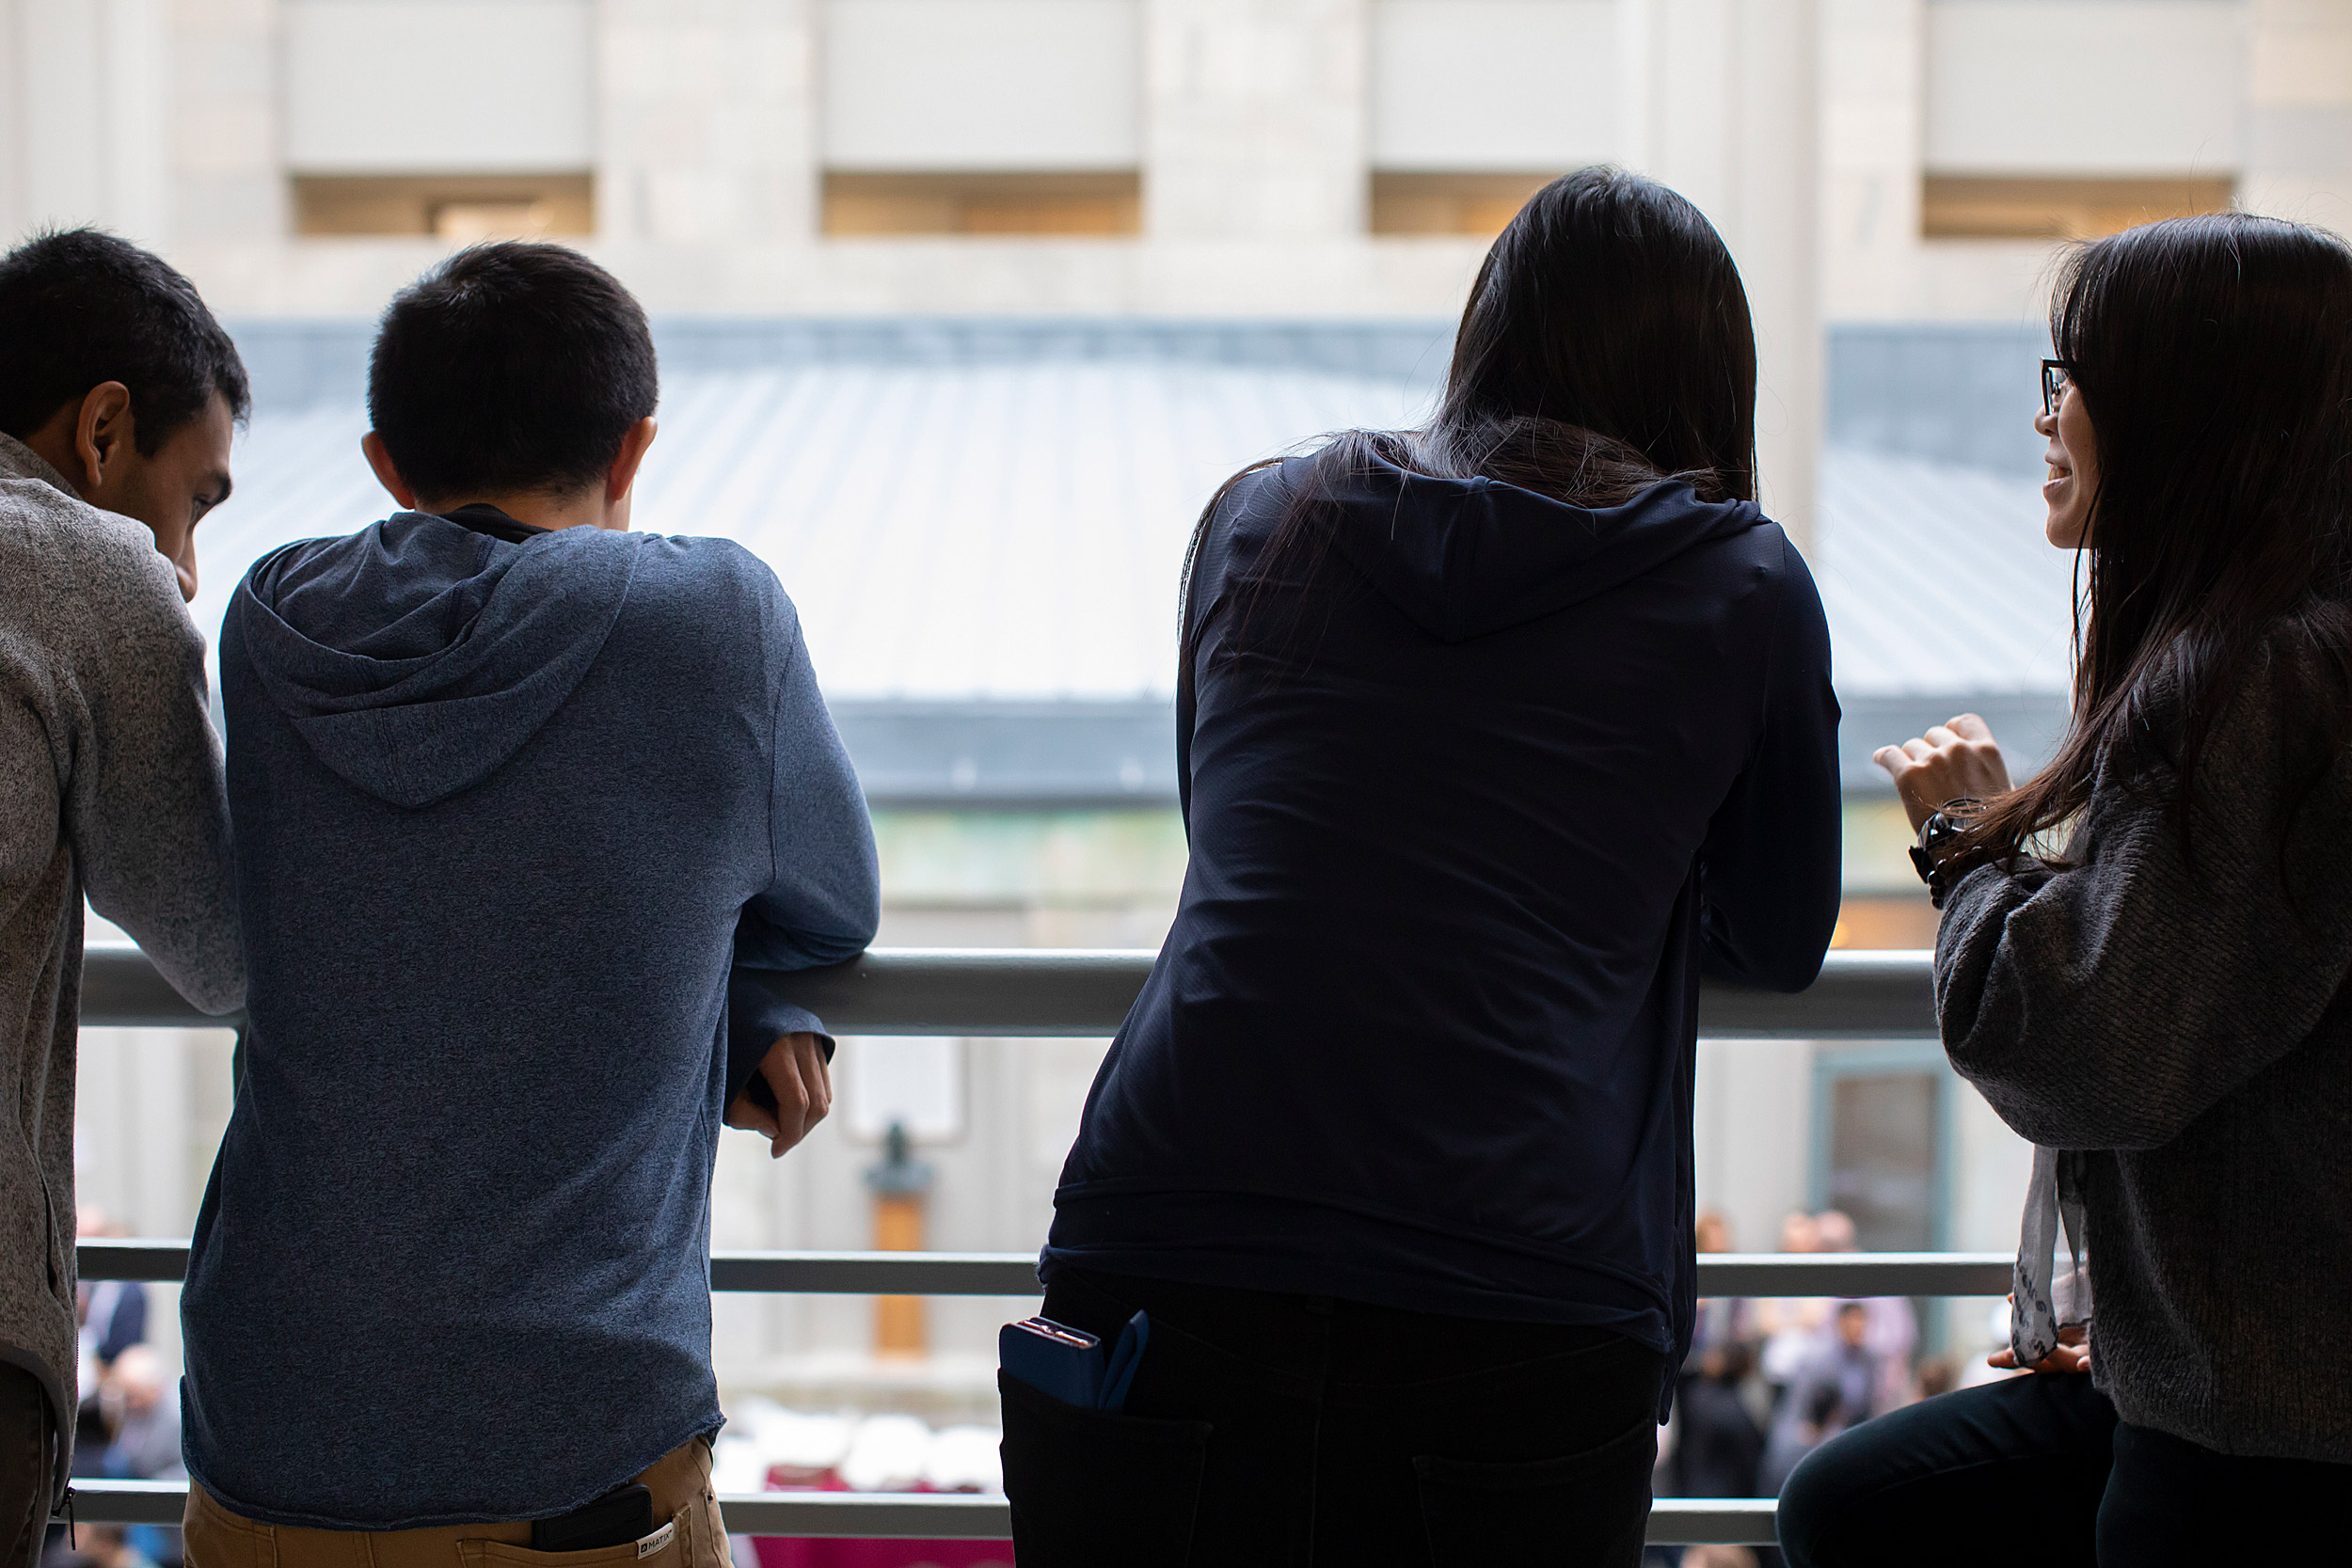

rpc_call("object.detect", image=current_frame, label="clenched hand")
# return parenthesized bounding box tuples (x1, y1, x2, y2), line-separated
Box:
(1872, 712, 2014, 833)
(725, 1031, 834, 1158)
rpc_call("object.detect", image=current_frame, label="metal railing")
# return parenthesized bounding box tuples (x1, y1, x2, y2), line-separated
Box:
(67, 943, 1979, 1545)
(74, 1237, 2010, 1302)
(80, 942, 1942, 1038)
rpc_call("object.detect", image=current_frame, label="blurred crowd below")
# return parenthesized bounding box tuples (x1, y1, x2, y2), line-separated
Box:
(50, 1202, 1994, 1568)
(42, 1211, 186, 1568)
(1648, 1209, 1982, 1568)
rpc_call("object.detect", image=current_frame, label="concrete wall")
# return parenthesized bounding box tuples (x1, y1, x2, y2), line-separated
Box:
(283, 0, 597, 173)
(0, 0, 175, 243)
(1368, 0, 1617, 169)
(1692, 1038, 1817, 1258)
(12, 0, 2341, 328)
(1821, 0, 2349, 328)
(2244, 0, 2352, 233)
(822, 0, 1144, 170)
(595, 0, 822, 248)
(30, 1, 2334, 533)
(1625, 0, 1823, 537)
(1924, 1, 2246, 175)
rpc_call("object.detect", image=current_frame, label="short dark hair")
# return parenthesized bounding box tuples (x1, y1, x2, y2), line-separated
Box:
(368, 242, 658, 501)
(0, 228, 250, 453)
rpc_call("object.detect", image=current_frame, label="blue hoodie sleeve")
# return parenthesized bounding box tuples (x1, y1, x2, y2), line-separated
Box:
(725, 595, 882, 1107)
(1696, 532, 1842, 991)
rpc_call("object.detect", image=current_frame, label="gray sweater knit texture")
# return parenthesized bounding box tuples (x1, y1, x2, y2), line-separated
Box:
(1937, 632, 2352, 1464)
(0, 434, 244, 1497)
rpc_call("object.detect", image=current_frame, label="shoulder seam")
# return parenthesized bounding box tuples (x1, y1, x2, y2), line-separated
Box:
(1742, 527, 1801, 775)
(766, 594, 801, 895)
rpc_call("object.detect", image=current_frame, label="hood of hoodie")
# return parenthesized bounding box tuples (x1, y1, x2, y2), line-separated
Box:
(230, 512, 644, 809)
(1321, 455, 1766, 643)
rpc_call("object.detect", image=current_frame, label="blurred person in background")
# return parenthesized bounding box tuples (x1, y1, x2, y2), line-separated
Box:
(1781, 212, 2352, 1566)
(1669, 1212, 1762, 1497)
(1665, 1340, 1765, 1504)
(1806, 1212, 1915, 1410)
(74, 1211, 147, 1389)
(1648, 1214, 1765, 1568)
(97, 1348, 183, 1568)
(1013, 167, 1842, 1568)
(1758, 1303, 1879, 1496)
(1685, 1212, 1755, 1391)
(1752, 1212, 1824, 1408)
(40, 1525, 144, 1568)
(97, 1347, 182, 1485)
(0, 229, 249, 1566)
(175, 243, 880, 1568)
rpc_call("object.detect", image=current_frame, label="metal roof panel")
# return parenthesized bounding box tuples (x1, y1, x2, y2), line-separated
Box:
(189, 368, 2075, 712)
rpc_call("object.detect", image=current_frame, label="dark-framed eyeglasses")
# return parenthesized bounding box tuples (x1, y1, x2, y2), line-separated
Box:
(2042, 358, 2075, 417)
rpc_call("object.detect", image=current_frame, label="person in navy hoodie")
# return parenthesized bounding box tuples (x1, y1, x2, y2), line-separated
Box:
(1007, 168, 1841, 1568)
(178, 244, 879, 1563)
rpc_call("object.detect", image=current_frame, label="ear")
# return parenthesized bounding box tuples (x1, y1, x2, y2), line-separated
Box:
(598, 417, 658, 531)
(72, 383, 135, 493)
(360, 432, 419, 509)
(605, 416, 658, 503)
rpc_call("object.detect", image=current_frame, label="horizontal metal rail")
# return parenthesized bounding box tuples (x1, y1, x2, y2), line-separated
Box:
(79, 942, 1938, 1037)
(58, 1480, 1785, 1544)
(70, 942, 1950, 1549)
(79, 1240, 2011, 1297)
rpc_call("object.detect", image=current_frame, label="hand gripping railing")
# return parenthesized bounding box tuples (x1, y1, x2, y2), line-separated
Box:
(68, 944, 1986, 1545)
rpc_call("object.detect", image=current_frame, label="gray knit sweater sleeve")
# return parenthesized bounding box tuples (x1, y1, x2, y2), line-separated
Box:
(0, 448, 243, 1015)
(1936, 663, 2352, 1148)
(65, 523, 245, 1015)
(3, 436, 243, 1495)
(1934, 642, 2352, 1461)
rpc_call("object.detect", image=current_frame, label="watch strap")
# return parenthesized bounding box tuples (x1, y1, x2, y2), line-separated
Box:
(1912, 800, 1992, 909)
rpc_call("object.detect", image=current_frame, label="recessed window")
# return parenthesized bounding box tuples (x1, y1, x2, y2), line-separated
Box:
(1815, 1045, 1948, 1252)
(292, 174, 595, 240)
(1921, 175, 2235, 241)
(1370, 171, 1555, 237)
(822, 172, 1141, 237)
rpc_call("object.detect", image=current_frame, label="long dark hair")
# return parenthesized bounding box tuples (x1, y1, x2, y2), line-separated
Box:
(1189, 167, 1759, 617)
(1963, 214, 2352, 865)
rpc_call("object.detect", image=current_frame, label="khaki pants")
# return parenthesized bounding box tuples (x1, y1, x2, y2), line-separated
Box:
(184, 1438, 729, 1568)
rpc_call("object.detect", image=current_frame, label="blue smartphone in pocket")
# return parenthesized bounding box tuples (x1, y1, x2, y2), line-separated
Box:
(1000, 1310, 1150, 1411)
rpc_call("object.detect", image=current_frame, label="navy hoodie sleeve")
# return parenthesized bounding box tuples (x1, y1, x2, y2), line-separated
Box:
(725, 594, 882, 1105)
(1695, 532, 1842, 991)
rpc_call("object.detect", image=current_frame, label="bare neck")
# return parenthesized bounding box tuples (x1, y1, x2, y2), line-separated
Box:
(424, 489, 617, 532)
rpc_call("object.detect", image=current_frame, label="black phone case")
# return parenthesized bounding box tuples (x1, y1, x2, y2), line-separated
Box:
(531, 1483, 655, 1553)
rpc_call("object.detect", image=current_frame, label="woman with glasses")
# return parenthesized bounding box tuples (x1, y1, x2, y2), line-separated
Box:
(1778, 213, 2352, 1565)
(1000, 167, 1843, 1567)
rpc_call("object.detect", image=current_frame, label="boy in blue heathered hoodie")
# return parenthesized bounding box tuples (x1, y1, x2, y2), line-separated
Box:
(179, 245, 879, 1556)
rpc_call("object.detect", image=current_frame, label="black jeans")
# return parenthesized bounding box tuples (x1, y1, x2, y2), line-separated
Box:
(0, 1364, 53, 1568)
(1776, 1371, 2352, 1566)
(1002, 1266, 1668, 1568)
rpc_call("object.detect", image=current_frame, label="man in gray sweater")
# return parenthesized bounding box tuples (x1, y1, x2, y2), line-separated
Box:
(0, 230, 250, 1559)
